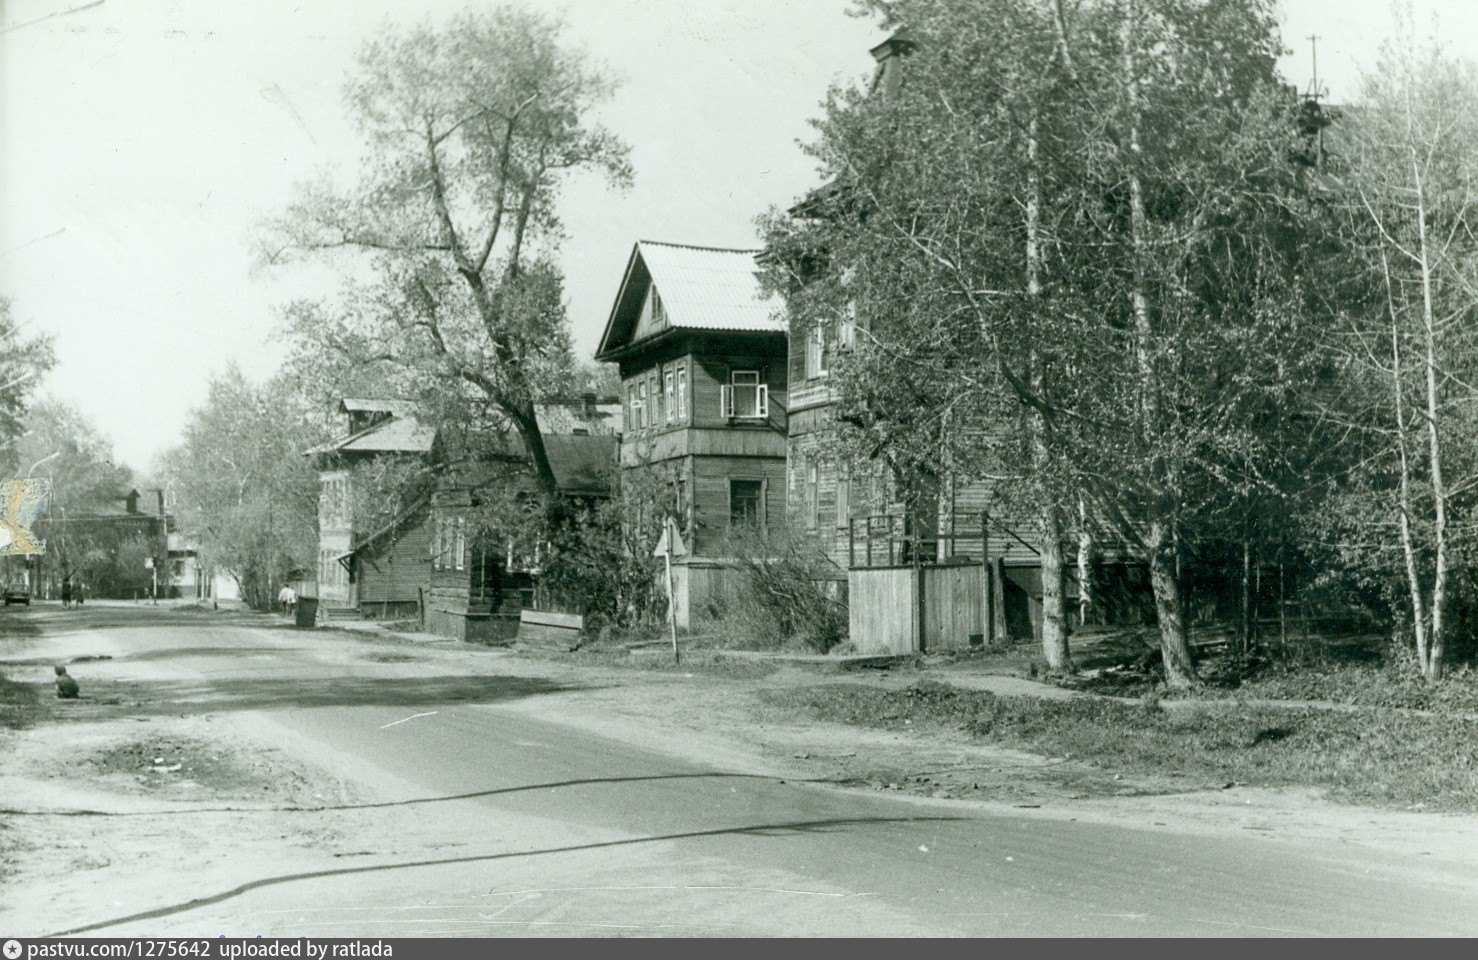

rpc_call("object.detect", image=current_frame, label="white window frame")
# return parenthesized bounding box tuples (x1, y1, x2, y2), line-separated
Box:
(805, 325, 829, 379)
(638, 380, 649, 429)
(664, 370, 675, 422)
(676, 366, 688, 418)
(721, 370, 768, 419)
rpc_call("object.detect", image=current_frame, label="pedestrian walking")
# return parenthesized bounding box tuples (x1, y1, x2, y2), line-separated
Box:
(277, 584, 297, 617)
(60, 577, 73, 609)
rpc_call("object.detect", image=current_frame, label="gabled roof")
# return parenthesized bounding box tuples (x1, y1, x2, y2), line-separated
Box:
(595, 240, 785, 360)
(339, 398, 415, 416)
(307, 412, 434, 457)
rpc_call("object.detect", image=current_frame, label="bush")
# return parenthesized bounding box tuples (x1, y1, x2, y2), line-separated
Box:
(701, 528, 848, 653)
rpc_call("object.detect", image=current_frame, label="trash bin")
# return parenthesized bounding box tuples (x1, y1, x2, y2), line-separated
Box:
(294, 596, 318, 628)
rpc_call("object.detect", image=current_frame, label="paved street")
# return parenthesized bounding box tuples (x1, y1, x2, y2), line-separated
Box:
(3, 605, 1477, 937)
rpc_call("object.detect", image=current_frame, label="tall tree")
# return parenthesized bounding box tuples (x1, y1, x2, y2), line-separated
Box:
(1320, 19, 1478, 681)
(157, 367, 325, 609)
(763, 0, 1325, 687)
(267, 7, 631, 503)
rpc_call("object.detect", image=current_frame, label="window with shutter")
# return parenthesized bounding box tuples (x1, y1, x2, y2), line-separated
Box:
(836, 472, 851, 528)
(664, 371, 675, 422)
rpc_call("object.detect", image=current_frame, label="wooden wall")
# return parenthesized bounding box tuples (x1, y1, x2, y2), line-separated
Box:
(921, 562, 985, 653)
(849, 567, 918, 655)
(690, 454, 788, 557)
(355, 512, 432, 605)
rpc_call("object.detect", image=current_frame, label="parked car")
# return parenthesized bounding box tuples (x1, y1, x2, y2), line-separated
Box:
(3, 583, 30, 606)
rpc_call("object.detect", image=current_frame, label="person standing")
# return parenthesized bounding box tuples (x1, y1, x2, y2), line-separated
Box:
(277, 584, 297, 617)
(60, 576, 73, 609)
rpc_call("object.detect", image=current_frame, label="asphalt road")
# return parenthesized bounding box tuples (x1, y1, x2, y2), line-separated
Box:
(8, 605, 1478, 937)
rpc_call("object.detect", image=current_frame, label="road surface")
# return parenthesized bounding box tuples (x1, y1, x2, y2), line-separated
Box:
(2, 605, 1476, 937)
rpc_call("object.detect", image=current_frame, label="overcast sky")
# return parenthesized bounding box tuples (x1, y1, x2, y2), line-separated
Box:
(2, 0, 1477, 472)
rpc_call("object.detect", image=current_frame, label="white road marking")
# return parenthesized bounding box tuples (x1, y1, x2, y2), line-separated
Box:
(379, 711, 439, 729)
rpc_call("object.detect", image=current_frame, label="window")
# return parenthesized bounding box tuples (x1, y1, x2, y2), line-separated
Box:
(650, 372, 661, 424)
(676, 366, 688, 418)
(628, 384, 642, 432)
(730, 479, 764, 529)
(638, 380, 649, 429)
(721, 370, 768, 419)
(675, 476, 688, 532)
(805, 325, 829, 379)
(664, 371, 675, 422)
(836, 471, 851, 528)
(806, 463, 819, 530)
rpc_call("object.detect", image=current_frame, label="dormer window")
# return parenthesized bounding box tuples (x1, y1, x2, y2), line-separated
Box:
(721, 370, 768, 419)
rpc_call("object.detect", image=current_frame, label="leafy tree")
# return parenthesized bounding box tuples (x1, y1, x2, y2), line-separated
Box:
(266, 7, 632, 505)
(157, 366, 326, 608)
(0, 297, 56, 468)
(1316, 19, 1478, 681)
(763, 0, 1327, 687)
(14, 399, 136, 587)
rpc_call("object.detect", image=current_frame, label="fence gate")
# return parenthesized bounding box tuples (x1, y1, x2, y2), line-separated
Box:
(847, 514, 989, 656)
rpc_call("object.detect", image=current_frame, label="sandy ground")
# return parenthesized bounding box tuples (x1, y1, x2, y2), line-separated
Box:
(2, 604, 1476, 935)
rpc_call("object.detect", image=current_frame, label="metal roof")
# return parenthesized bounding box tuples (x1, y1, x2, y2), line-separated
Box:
(307, 414, 434, 456)
(338, 398, 415, 416)
(636, 241, 784, 333)
(596, 240, 785, 358)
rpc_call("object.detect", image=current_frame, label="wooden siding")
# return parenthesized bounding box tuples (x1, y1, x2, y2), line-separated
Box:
(621, 426, 786, 466)
(849, 567, 918, 655)
(921, 562, 985, 653)
(355, 512, 432, 605)
(690, 454, 788, 557)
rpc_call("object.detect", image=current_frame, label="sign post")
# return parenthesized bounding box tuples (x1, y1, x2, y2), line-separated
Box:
(653, 518, 680, 665)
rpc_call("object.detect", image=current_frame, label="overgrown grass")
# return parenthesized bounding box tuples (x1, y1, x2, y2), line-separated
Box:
(769, 680, 1478, 811)
(1230, 658, 1478, 714)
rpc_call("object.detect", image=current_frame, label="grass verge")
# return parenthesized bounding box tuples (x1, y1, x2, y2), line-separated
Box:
(767, 680, 1478, 811)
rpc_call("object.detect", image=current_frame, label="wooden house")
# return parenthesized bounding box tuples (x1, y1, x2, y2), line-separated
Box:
(595, 240, 789, 627)
(307, 399, 435, 618)
(777, 31, 1155, 652)
(425, 403, 619, 642)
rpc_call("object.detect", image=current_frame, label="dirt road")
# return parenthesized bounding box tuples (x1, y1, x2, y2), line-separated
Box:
(2, 604, 1476, 937)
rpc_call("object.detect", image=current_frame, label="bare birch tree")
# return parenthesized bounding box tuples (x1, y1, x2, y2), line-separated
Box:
(1331, 20, 1478, 681)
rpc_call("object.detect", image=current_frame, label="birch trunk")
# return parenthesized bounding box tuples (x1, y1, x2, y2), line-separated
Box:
(1413, 161, 1447, 681)
(1025, 115, 1071, 672)
(1385, 255, 1430, 676)
(1122, 0, 1198, 686)
(1077, 494, 1095, 627)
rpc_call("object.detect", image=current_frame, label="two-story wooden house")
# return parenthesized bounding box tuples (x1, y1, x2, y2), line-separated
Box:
(307, 399, 435, 617)
(595, 240, 788, 627)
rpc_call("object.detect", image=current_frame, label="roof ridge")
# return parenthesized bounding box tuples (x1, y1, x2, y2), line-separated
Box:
(637, 239, 761, 255)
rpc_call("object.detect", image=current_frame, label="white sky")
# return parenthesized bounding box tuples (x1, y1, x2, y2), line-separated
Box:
(2, 0, 1477, 472)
